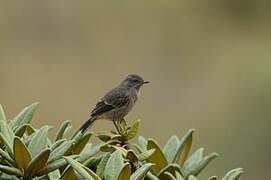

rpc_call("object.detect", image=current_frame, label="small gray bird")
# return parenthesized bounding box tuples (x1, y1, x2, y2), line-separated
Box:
(79, 74, 150, 134)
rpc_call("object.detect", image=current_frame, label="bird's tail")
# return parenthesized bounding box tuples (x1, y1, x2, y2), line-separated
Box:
(72, 116, 96, 139)
(79, 116, 96, 134)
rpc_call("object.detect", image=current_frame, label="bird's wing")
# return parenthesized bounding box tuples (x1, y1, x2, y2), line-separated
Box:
(90, 87, 129, 117)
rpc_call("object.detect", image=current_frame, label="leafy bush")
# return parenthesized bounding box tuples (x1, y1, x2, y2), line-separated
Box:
(0, 103, 243, 180)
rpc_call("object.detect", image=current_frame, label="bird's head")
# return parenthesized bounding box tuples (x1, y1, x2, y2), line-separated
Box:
(121, 74, 150, 90)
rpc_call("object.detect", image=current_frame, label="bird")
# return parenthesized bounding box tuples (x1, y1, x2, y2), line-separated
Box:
(78, 74, 150, 134)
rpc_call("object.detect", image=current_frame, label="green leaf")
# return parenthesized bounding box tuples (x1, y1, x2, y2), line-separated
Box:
(61, 167, 77, 180)
(0, 148, 16, 166)
(39, 155, 78, 175)
(0, 164, 23, 176)
(96, 153, 111, 178)
(111, 135, 126, 143)
(28, 126, 49, 157)
(10, 102, 39, 129)
(14, 124, 31, 137)
(64, 157, 92, 179)
(80, 143, 99, 162)
(49, 140, 72, 162)
(100, 144, 115, 152)
(163, 135, 180, 163)
(158, 164, 182, 178)
(138, 149, 156, 161)
(177, 129, 194, 165)
(147, 172, 160, 180)
(131, 163, 154, 180)
(26, 125, 35, 135)
(0, 120, 15, 152)
(48, 170, 61, 180)
(66, 132, 92, 155)
(126, 150, 138, 162)
(159, 172, 176, 180)
(132, 143, 144, 153)
(96, 132, 112, 142)
(175, 171, 184, 180)
(183, 148, 218, 178)
(138, 136, 147, 151)
(208, 176, 218, 180)
(0, 134, 11, 153)
(83, 156, 102, 168)
(127, 120, 140, 140)
(0, 104, 6, 121)
(26, 148, 50, 177)
(222, 168, 243, 180)
(146, 139, 168, 174)
(51, 139, 66, 151)
(83, 165, 101, 180)
(192, 152, 218, 176)
(80, 141, 114, 161)
(13, 137, 31, 170)
(64, 158, 96, 179)
(64, 156, 100, 180)
(55, 120, 71, 141)
(183, 148, 204, 173)
(118, 163, 131, 180)
(104, 150, 125, 180)
(22, 133, 34, 146)
(188, 175, 197, 180)
(112, 146, 127, 156)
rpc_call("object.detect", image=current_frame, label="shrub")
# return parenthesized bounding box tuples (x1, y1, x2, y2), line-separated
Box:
(0, 103, 243, 180)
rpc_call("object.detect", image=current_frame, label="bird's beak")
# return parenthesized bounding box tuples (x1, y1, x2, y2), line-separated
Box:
(143, 80, 150, 84)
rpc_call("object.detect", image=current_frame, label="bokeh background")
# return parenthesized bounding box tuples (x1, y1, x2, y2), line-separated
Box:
(1, 1, 271, 179)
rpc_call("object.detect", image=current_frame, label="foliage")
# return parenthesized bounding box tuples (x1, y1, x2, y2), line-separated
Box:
(0, 103, 243, 179)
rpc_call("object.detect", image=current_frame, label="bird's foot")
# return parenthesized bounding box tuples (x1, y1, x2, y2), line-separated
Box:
(113, 119, 128, 135)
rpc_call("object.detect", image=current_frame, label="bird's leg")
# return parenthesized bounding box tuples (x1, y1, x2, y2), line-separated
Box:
(117, 118, 127, 134)
(113, 120, 121, 134)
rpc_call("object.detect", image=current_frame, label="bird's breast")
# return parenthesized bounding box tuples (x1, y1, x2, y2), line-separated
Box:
(130, 89, 138, 103)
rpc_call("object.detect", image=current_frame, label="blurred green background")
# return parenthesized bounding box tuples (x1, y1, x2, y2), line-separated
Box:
(1, 1, 271, 179)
